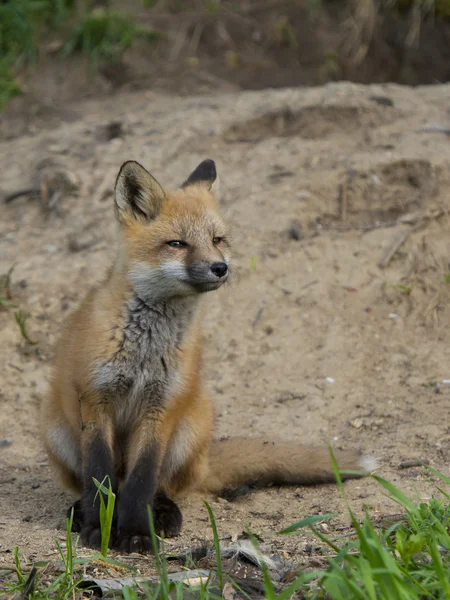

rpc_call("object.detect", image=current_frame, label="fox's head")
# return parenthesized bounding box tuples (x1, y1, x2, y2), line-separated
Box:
(114, 159, 231, 302)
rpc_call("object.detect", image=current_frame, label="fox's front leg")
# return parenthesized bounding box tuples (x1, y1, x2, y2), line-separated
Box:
(80, 417, 117, 549)
(115, 417, 162, 554)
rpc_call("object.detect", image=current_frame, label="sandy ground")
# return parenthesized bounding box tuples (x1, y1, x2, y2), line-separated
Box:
(1, 81, 450, 577)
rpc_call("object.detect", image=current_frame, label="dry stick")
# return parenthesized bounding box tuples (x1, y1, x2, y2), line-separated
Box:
(416, 126, 450, 135)
(398, 207, 446, 226)
(300, 279, 319, 291)
(378, 211, 444, 269)
(337, 169, 357, 222)
(186, 21, 205, 57)
(169, 23, 189, 62)
(47, 191, 62, 217)
(3, 189, 37, 204)
(337, 183, 347, 222)
(378, 229, 411, 269)
(252, 306, 264, 328)
(216, 20, 237, 49)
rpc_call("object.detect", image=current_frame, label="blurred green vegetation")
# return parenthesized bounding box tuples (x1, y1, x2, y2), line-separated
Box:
(396, 0, 450, 19)
(1, 0, 450, 111)
(0, 0, 160, 110)
(62, 9, 161, 67)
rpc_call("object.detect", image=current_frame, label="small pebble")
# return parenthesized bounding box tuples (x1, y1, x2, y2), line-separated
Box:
(288, 224, 302, 241)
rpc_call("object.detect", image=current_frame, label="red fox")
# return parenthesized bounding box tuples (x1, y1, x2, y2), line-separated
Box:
(41, 159, 375, 554)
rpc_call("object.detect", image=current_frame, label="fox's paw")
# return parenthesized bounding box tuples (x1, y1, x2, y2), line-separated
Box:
(80, 525, 102, 549)
(154, 494, 183, 538)
(115, 534, 154, 554)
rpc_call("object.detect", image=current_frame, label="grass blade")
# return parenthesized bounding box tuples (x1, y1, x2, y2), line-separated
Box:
(279, 513, 339, 534)
(93, 476, 116, 557)
(372, 475, 419, 514)
(202, 500, 224, 591)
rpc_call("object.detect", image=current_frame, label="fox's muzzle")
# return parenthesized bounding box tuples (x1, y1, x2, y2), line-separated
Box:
(187, 261, 228, 291)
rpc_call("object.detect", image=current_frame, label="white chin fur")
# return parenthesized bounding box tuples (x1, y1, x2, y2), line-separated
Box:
(360, 455, 378, 472)
(128, 261, 191, 301)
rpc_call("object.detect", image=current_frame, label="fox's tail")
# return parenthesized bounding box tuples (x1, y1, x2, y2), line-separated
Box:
(200, 437, 376, 496)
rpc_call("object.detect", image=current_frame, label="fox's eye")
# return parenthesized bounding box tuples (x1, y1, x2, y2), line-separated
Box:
(167, 240, 188, 248)
(212, 237, 223, 245)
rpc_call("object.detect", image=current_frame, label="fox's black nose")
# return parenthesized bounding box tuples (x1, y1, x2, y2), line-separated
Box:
(210, 262, 228, 278)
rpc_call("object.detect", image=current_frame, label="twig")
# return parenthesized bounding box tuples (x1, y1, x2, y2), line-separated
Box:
(337, 183, 347, 221)
(3, 188, 38, 204)
(169, 23, 190, 61)
(47, 190, 62, 217)
(397, 208, 445, 225)
(378, 219, 431, 269)
(378, 229, 411, 269)
(416, 125, 450, 135)
(300, 279, 319, 291)
(252, 306, 264, 328)
(186, 22, 205, 56)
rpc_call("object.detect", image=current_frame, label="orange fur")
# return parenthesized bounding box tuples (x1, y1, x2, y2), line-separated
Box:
(41, 159, 374, 552)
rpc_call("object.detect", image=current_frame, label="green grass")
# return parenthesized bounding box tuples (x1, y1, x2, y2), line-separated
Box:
(0, 265, 17, 308)
(14, 309, 37, 344)
(63, 8, 162, 69)
(93, 476, 116, 557)
(0, 0, 74, 108)
(3, 462, 450, 599)
(6, 508, 84, 599)
(0, 0, 160, 109)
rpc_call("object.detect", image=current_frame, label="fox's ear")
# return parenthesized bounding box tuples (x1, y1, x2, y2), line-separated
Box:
(114, 161, 166, 222)
(181, 159, 218, 193)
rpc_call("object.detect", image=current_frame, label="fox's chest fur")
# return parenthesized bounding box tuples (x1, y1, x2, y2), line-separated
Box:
(92, 294, 194, 426)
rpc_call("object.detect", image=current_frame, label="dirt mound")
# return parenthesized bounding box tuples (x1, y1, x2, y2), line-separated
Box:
(321, 159, 438, 229)
(223, 103, 399, 143)
(3, 1, 450, 142)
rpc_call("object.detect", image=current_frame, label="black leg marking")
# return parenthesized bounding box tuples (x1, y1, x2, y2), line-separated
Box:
(114, 443, 159, 554)
(67, 499, 84, 533)
(153, 491, 183, 538)
(81, 433, 117, 550)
